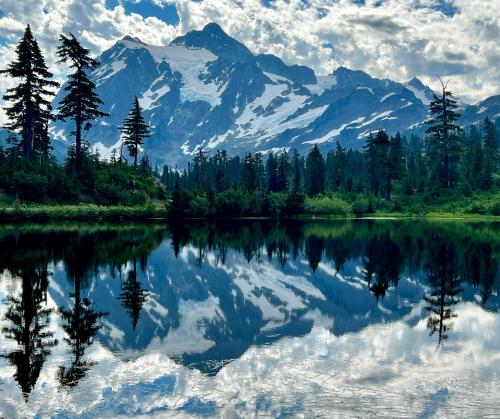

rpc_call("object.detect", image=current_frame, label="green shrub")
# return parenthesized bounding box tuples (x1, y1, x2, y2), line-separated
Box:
(9, 171, 48, 202)
(190, 193, 210, 217)
(489, 201, 500, 216)
(466, 201, 487, 215)
(215, 189, 251, 217)
(352, 197, 369, 215)
(265, 192, 287, 217)
(304, 195, 350, 216)
(283, 191, 305, 215)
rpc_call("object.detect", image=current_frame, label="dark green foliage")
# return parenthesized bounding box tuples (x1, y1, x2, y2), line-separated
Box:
(305, 145, 325, 196)
(481, 118, 498, 190)
(56, 33, 108, 170)
(120, 97, 151, 167)
(425, 80, 463, 190)
(0, 25, 59, 160)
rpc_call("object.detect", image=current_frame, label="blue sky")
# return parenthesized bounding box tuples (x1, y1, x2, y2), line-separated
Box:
(0, 0, 498, 114)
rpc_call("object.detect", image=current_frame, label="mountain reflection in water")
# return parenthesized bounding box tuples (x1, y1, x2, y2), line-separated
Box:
(0, 220, 499, 417)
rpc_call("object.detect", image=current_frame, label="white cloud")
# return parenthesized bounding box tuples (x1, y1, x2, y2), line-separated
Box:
(167, 0, 500, 102)
(0, 0, 498, 127)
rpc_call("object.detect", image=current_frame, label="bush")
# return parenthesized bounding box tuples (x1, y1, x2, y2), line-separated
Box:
(489, 201, 500, 216)
(215, 189, 251, 217)
(466, 201, 487, 215)
(190, 193, 210, 217)
(352, 197, 369, 215)
(264, 192, 287, 217)
(283, 191, 305, 215)
(304, 195, 350, 216)
(9, 171, 48, 202)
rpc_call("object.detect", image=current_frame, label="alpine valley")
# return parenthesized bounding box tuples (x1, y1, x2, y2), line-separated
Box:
(49, 22, 500, 167)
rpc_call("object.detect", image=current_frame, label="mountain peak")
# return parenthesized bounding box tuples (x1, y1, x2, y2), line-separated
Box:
(201, 22, 225, 35)
(120, 35, 146, 45)
(407, 77, 425, 89)
(171, 22, 254, 63)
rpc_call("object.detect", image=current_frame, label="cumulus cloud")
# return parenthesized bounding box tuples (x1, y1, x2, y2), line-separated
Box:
(167, 0, 499, 102)
(0, 0, 498, 125)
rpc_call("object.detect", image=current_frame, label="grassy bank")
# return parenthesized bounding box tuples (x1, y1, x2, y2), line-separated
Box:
(0, 203, 165, 221)
(1, 190, 499, 221)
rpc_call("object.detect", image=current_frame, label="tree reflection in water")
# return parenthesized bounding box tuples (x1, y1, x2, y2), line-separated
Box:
(1, 267, 57, 398)
(118, 256, 149, 330)
(424, 241, 462, 345)
(0, 220, 498, 396)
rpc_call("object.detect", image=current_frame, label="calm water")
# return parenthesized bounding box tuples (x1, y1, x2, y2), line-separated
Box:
(0, 220, 499, 418)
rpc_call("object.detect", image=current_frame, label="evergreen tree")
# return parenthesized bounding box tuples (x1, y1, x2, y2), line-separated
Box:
(364, 133, 380, 195)
(386, 132, 405, 199)
(139, 154, 152, 176)
(120, 97, 151, 167)
(266, 153, 278, 192)
(481, 117, 498, 189)
(254, 152, 266, 192)
(33, 103, 53, 164)
(192, 145, 208, 190)
(276, 149, 290, 192)
(0, 25, 59, 160)
(119, 257, 148, 330)
(291, 148, 302, 192)
(56, 33, 107, 171)
(241, 153, 256, 191)
(2, 268, 58, 396)
(305, 145, 325, 196)
(425, 79, 462, 189)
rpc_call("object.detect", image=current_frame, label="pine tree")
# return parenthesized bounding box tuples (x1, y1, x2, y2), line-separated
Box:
(33, 103, 53, 164)
(386, 132, 405, 199)
(192, 145, 207, 189)
(425, 79, 462, 189)
(56, 33, 107, 171)
(276, 149, 290, 192)
(139, 154, 152, 176)
(0, 25, 59, 160)
(241, 153, 256, 191)
(120, 97, 151, 167)
(364, 133, 379, 195)
(266, 153, 278, 192)
(305, 145, 325, 196)
(291, 149, 302, 192)
(481, 117, 498, 189)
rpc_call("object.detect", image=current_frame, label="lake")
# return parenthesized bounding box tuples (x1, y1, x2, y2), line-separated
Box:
(0, 220, 499, 418)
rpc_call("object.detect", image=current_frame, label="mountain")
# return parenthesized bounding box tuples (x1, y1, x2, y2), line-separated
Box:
(49, 23, 500, 167)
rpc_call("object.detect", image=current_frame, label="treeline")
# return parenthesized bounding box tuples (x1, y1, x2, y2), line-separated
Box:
(164, 110, 499, 217)
(1, 25, 498, 216)
(0, 25, 161, 205)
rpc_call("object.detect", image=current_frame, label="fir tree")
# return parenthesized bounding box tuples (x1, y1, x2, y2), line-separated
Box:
(139, 154, 152, 176)
(305, 145, 325, 196)
(481, 117, 498, 189)
(276, 149, 290, 192)
(291, 149, 302, 192)
(425, 78, 462, 189)
(120, 97, 150, 167)
(33, 103, 53, 164)
(266, 153, 278, 192)
(56, 33, 107, 171)
(119, 258, 148, 330)
(386, 132, 405, 199)
(0, 25, 59, 160)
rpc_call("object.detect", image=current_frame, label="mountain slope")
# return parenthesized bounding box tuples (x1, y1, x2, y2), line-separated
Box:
(49, 23, 499, 167)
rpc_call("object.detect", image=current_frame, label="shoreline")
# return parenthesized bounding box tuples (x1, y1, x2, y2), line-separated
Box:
(1, 204, 499, 222)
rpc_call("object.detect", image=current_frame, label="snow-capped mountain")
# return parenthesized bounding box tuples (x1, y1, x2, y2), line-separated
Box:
(49, 23, 499, 166)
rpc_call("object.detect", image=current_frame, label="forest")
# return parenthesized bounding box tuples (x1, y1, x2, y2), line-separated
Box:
(0, 25, 499, 219)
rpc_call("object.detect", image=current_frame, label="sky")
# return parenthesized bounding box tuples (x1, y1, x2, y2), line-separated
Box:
(0, 0, 498, 123)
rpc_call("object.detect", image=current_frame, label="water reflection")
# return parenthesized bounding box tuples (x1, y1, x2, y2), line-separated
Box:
(0, 220, 498, 416)
(2, 267, 57, 397)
